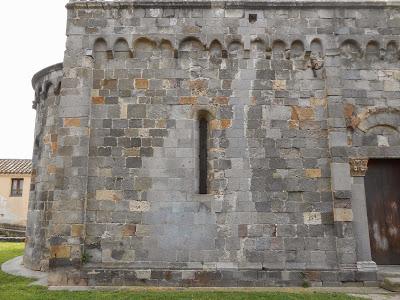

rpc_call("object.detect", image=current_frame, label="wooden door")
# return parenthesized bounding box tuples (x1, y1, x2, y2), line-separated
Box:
(365, 159, 400, 265)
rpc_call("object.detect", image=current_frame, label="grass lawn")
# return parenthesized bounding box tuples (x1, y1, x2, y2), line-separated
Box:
(0, 242, 360, 300)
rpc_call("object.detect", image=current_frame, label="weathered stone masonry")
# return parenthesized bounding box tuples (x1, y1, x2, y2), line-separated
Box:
(25, 0, 400, 286)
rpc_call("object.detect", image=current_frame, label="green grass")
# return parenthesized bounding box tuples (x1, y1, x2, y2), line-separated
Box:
(0, 242, 360, 300)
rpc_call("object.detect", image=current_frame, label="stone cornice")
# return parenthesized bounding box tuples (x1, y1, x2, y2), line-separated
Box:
(31, 63, 63, 89)
(66, 0, 400, 9)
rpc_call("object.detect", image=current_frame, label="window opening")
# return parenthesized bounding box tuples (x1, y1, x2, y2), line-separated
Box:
(199, 116, 208, 194)
(10, 178, 24, 197)
(249, 14, 257, 24)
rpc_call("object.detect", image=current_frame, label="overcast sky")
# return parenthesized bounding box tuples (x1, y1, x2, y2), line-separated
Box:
(0, 0, 68, 158)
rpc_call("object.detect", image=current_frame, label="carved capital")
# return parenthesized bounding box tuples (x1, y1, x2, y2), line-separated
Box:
(349, 158, 369, 177)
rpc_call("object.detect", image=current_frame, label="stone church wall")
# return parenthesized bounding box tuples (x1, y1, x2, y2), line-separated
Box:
(24, 0, 400, 286)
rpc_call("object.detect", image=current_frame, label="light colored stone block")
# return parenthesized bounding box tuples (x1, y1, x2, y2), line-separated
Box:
(334, 208, 353, 222)
(305, 169, 322, 178)
(95, 190, 122, 201)
(129, 201, 150, 212)
(135, 270, 151, 279)
(303, 212, 322, 225)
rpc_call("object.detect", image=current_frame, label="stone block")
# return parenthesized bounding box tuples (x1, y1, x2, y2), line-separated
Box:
(179, 96, 197, 105)
(210, 119, 232, 130)
(305, 169, 322, 178)
(71, 224, 84, 237)
(135, 79, 149, 90)
(272, 80, 287, 91)
(127, 104, 146, 118)
(225, 9, 244, 18)
(129, 201, 150, 212)
(63, 118, 81, 127)
(303, 212, 322, 225)
(135, 270, 151, 280)
(122, 224, 136, 237)
(331, 163, 351, 192)
(134, 177, 153, 190)
(95, 190, 122, 201)
(92, 96, 105, 104)
(384, 80, 400, 92)
(126, 157, 142, 168)
(238, 224, 248, 237)
(213, 96, 229, 105)
(50, 245, 71, 259)
(334, 208, 353, 222)
(291, 106, 315, 121)
(329, 132, 348, 147)
(102, 79, 117, 89)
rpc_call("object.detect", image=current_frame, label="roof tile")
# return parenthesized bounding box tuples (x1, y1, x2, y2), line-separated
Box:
(0, 159, 32, 175)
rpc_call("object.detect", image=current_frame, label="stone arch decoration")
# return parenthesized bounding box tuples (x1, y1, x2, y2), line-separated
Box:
(160, 39, 174, 58)
(93, 38, 108, 60)
(272, 39, 287, 59)
(227, 40, 244, 55)
(310, 38, 323, 56)
(88, 35, 331, 66)
(290, 40, 305, 59)
(113, 38, 131, 59)
(133, 37, 156, 58)
(385, 41, 399, 61)
(209, 39, 224, 64)
(179, 36, 205, 51)
(250, 38, 266, 52)
(88, 35, 400, 66)
(352, 107, 400, 134)
(209, 39, 223, 57)
(340, 39, 362, 59)
(339, 38, 400, 62)
(365, 40, 380, 61)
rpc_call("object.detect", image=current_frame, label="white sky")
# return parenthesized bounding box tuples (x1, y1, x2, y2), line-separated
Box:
(0, 0, 68, 159)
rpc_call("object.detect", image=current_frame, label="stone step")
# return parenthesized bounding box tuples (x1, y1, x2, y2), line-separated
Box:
(381, 277, 400, 292)
(378, 266, 400, 281)
(379, 272, 400, 281)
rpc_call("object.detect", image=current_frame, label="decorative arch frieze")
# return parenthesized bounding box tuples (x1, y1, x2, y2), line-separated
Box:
(88, 35, 326, 67)
(179, 36, 205, 51)
(113, 38, 131, 59)
(290, 40, 305, 59)
(340, 38, 399, 62)
(340, 39, 362, 59)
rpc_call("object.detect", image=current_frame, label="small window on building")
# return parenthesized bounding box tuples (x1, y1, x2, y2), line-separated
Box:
(249, 14, 257, 24)
(10, 178, 24, 197)
(199, 113, 209, 194)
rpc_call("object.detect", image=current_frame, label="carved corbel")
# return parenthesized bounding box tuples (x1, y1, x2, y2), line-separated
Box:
(379, 48, 385, 60)
(305, 51, 324, 77)
(349, 158, 369, 177)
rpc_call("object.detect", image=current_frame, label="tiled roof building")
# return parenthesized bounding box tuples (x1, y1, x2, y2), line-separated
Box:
(0, 159, 32, 175)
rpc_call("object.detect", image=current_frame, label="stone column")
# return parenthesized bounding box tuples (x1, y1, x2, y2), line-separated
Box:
(349, 158, 377, 271)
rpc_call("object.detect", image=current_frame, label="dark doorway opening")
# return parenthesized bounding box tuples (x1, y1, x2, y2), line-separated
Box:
(365, 159, 400, 265)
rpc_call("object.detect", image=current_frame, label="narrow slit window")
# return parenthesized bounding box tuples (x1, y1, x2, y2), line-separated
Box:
(199, 116, 208, 194)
